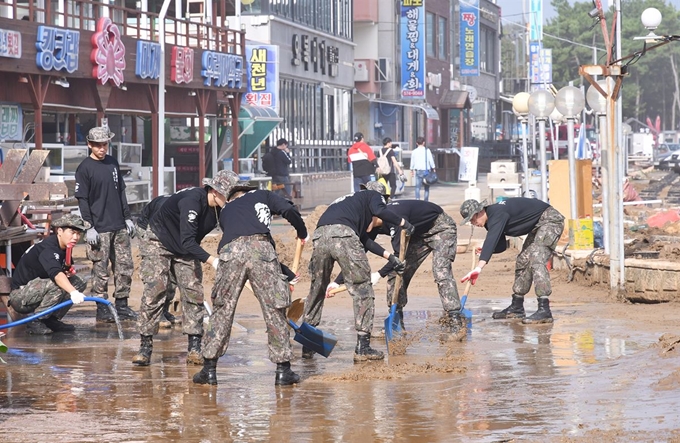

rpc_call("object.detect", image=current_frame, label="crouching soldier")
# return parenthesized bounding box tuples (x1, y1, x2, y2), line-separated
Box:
(8, 215, 89, 334)
(194, 171, 308, 386)
(133, 171, 230, 366)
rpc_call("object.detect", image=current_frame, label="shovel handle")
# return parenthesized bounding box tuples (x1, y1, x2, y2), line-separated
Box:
(390, 230, 409, 306)
(329, 285, 347, 295)
(462, 247, 478, 296)
(292, 238, 304, 274)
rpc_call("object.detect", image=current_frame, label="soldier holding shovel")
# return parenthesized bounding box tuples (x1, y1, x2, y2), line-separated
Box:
(459, 198, 565, 324)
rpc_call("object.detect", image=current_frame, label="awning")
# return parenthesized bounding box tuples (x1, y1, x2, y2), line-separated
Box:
(217, 105, 282, 161)
(438, 90, 471, 109)
(369, 98, 440, 121)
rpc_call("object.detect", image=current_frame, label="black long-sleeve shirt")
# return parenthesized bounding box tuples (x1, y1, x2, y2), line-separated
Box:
(137, 195, 172, 231)
(11, 235, 66, 290)
(480, 197, 550, 263)
(318, 190, 404, 259)
(217, 190, 307, 250)
(149, 187, 218, 262)
(75, 155, 130, 233)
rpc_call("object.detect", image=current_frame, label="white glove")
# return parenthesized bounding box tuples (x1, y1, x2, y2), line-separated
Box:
(325, 282, 340, 298)
(125, 219, 136, 238)
(212, 257, 220, 270)
(86, 228, 100, 246)
(70, 290, 86, 305)
(371, 272, 381, 286)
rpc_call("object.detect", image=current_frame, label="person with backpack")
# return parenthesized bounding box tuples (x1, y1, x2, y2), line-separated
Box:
(376, 138, 404, 197)
(410, 136, 436, 201)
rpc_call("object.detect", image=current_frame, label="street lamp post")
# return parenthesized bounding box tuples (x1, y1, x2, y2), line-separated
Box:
(555, 86, 586, 220)
(528, 90, 556, 202)
(512, 92, 531, 197)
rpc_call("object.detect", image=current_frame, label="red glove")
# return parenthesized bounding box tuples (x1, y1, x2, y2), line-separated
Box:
(461, 267, 482, 285)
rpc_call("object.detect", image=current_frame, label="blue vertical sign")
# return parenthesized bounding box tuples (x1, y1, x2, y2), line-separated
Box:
(529, 0, 543, 42)
(242, 44, 279, 111)
(400, 0, 426, 99)
(460, 0, 479, 77)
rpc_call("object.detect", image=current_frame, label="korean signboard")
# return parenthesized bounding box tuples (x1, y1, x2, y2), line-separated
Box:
(243, 44, 279, 111)
(0, 28, 21, 59)
(0, 104, 23, 142)
(529, 41, 552, 87)
(400, 0, 426, 99)
(458, 146, 479, 182)
(459, 0, 479, 77)
(529, 0, 543, 42)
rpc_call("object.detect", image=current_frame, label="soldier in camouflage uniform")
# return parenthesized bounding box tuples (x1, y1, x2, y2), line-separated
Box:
(302, 181, 412, 363)
(136, 195, 178, 328)
(459, 197, 565, 324)
(360, 199, 462, 333)
(8, 214, 90, 335)
(193, 171, 308, 386)
(133, 171, 230, 366)
(75, 127, 137, 323)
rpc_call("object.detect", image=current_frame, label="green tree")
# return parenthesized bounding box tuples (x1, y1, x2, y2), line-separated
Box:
(542, 0, 680, 130)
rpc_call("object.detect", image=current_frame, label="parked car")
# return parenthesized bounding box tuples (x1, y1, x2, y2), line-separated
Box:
(654, 144, 680, 170)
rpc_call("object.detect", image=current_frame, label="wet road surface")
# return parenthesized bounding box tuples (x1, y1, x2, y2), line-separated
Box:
(1, 297, 679, 442)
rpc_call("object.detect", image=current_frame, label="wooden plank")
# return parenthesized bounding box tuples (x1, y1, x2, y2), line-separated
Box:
(0, 201, 21, 228)
(0, 149, 27, 184)
(14, 150, 50, 184)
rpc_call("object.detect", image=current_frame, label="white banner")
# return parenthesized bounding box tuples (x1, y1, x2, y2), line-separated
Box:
(458, 146, 479, 182)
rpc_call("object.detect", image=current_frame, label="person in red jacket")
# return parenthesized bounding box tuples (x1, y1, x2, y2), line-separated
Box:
(347, 132, 377, 192)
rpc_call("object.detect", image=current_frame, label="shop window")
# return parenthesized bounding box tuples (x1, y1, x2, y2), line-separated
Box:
(426, 12, 435, 58)
(438, 16, 447, 60)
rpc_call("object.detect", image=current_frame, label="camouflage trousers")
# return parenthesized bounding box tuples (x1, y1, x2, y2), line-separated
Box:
(137, 226, 177, 305)
(137, 230, 205, 336)
(9, 275, 86, 320)
(202, 235, 292, 363)
(304, 224, 375, 333)
(86, 228, 133, 300)
(513, 206, 565, 298)
(385, 212, 460, 312)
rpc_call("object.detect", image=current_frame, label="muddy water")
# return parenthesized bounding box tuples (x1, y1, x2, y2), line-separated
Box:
(1, 298, 679, 442)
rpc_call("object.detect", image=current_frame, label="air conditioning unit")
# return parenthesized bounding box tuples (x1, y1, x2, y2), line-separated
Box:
(354, 61, 369, 82)
(374, 58, 391, 82)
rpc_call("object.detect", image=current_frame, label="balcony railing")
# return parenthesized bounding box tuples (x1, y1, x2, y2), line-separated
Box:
(0, 0, 244, 55)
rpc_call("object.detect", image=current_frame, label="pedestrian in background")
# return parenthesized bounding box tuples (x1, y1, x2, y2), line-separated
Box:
(75, 127, 137, 323)
(347, 132, 377, 192)
(410, 136, 436, 201)
(262, 138, 293, 200)
(194, 172, 308, 386)
(8, 215, 90, 335)
(133, 171, 230, 366)
(378, 138, 404, 198)
(459, 197, 565, 324)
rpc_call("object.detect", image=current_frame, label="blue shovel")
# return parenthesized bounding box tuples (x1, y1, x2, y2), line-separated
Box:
(288, 319, 337, 358)
(460, 249, 477, 321)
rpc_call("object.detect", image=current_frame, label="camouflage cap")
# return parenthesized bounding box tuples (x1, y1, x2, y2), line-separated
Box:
(360, 181, 389, 196)
(86, 126, 115, 143)
(460, 199, 487, 224)
(202, 170, 256, 199)
(52, 214, 91, 231)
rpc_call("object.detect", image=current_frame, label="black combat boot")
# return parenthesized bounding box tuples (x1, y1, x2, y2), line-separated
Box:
(444, 310, 463, 334)
(492, 295, 526, 320)
(26, 319, 53, 335)
(522, 297, 554, 324)
(115, 298, 138, 321)
(301, 346, 315, 359)
(353, 334, 385, 362)
(275, 362, 301, 386)
(193, 358, 218, 385)
(96, 300, 115, 323)
(43, 316, 76, 332)
(186, 335, 204, 365)
(132, 335, 153, 366)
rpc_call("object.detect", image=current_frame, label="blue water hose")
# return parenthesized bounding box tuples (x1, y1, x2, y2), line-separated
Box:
(0, 296, 111, 330)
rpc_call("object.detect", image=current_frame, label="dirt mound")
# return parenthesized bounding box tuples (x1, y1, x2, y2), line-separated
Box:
(655, 333, 680, 356)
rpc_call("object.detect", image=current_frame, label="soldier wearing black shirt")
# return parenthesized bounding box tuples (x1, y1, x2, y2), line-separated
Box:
(195, 175, 308, 386)
(365, 200, 462, 333)
(459, 197, 565, 324)
(9, 215, 90, 335)
(302, 181, 414, 363)
(75, 127, 136, 323)
(133, 172, 230, 367)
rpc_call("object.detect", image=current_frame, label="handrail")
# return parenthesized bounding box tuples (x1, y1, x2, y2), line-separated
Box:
(0, 0, 244, 55)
